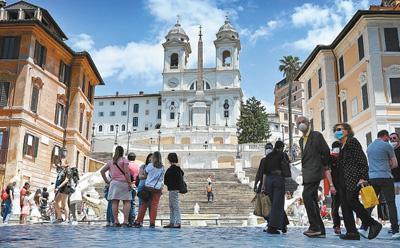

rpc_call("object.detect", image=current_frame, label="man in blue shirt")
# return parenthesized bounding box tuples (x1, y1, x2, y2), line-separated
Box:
(367, 130, 399, 238)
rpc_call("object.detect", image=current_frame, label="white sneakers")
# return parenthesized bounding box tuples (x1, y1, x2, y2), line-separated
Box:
(392, 232, 400, 239)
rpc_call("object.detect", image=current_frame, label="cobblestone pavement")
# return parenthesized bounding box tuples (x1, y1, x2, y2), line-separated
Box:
(0, 225, 399, 248)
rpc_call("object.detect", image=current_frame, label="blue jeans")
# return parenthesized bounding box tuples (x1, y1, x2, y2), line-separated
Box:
(267, 175, 286, 229)
(128, 190, 136, 225)
(104, 187, 114, 224)
(1, 199, 12, 223)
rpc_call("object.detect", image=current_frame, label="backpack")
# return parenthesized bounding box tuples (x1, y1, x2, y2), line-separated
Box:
(1, 189, 8, 201)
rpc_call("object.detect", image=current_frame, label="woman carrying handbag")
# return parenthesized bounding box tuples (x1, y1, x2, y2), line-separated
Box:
(134, 151, 165, 228)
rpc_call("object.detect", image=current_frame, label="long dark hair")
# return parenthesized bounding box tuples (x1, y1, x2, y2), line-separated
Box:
(152, 151, 163, 168)
(274, 140, 284, 152)
(145, 153, 153, 165)
(34, 189, 41, 205)
(113, 146, 124, 163)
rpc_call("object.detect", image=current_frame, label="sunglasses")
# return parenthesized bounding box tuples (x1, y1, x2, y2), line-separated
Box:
(334, 128, 342, 132)
(390, 137, 398, 141)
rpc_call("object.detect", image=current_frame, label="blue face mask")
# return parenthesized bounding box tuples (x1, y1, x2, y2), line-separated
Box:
(335, 130, 344, 140)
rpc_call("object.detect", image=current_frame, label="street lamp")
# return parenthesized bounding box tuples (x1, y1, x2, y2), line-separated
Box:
(281, 124, 285, 142)
(236, 127, 241, 159)
(177, 112, 180, 128)
(203, 141, 208, 149)
(114, 124, 119, 145)
(157, 129, 162, 151)
(126, 130, 132, 155)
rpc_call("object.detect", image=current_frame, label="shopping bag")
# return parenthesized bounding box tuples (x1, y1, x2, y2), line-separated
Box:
(252, 193, 271, 218)
(360, 185, 379, 209)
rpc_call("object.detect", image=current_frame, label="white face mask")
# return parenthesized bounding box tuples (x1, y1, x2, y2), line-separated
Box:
(298, 123, 308, 132)
(265, 149, 273, 156)
(390, 141, 398, 148)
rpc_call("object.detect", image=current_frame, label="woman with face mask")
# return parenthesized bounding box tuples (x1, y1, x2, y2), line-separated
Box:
(333, 123, 382, 240)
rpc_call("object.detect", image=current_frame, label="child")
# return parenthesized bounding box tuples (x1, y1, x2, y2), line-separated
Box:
(20, 190, 32, 224)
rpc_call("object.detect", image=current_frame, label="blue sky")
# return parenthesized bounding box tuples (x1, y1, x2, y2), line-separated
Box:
(11, 0, 380, 112)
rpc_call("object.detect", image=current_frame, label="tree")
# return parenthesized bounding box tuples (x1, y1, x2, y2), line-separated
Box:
(237, 97, 271, 144)
(279, 56, 302, 158)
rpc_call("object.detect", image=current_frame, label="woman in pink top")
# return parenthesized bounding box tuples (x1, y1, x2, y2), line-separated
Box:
(101, 146, 134, 227)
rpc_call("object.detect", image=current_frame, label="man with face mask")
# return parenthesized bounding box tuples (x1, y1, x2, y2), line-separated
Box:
(254, 143, 274, 193)
(366, 130, 399, 238)
(390, 132, 400, 235)
(296, 116, 333, 238)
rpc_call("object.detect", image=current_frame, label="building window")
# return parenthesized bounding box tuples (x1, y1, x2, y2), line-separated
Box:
(361, 84, 369, 110)
(0, 129, 9, 164)
(34, 40, 47, 67)
(170, 112, 175, 120)
(358, 35, 365, 61)
(366, 132, 372, 146)
(110, 125, 115, 132)
(51, 145, 61, 164)
(121, 111, 127, 116)
(158, 97, 162, 106)
(98, 125, 103, 132)
(390, 78, 400, 103)
(351, 97, 358, 117)
(284, 126, 289, 133)
(0, 36, 21, 59)
(284, 113, 288, 121)
(157, 109, 161, 119)
(79, 112, 84, 133)
(30, 86, 40, 113)
(133, 117, 138, 127)
(384, 28, 400, 52)
(23, 133, 39, 158)
(222, 50, 232, 66)
(99, 102, 104, 106)
(88, 85, 94, 103)
(342, 100, 348, 122)
(110, 101, 115, 106)
(170, 53, 178, 68)
(110, 111, 115, 117)
(99, 112, 104, 117)
(86, 119, 90, 140)
(307, 79, 312, 99)
(293, 95, 297, 101)
(133, 104, 139, 113)
(0, 82, 10, 107)
(54, 103, 65, 127)
(318, 68, 322, 88)
(338, 56, 344, 79)
(58, 61, 71, 85)
(145, 110, 149, 115)
(321, 109, 325, 131)
(123, 101, 127, 105)
(121, 124, 126, 132)
(81, 74, 86, 95)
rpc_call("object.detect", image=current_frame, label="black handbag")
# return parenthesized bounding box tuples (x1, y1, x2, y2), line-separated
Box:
(280, 154, 292, 178)
(137, 188, 151, 201)
(179, 180, 188, 194)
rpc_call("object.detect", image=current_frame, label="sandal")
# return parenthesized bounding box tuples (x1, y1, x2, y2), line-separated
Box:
(132, 222, 142, 228)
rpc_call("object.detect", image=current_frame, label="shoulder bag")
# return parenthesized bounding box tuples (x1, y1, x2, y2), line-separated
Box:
(280, 153, 292, 178)
(138, 168, 164, 202)
(179, 170, 188, 194)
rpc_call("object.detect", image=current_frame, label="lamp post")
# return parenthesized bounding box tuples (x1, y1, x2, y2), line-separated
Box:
(114, 124, 119, 145)
(236, 127, 241, 159)
(203, 141, 208, 150)
(157, 129, 162, 151)
(126, 130, 132, 155)
(91, 123, 95, 153)
(177, 112, 180, 128)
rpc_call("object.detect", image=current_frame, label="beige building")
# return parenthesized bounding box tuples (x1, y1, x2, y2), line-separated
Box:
(274, 78, 304, 144)
(0, 1, 104, 188)
(296, 1, 400, 150)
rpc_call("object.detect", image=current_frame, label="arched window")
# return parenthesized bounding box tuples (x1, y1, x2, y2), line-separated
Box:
(222, 50, 232, 67)
(190, 81, 211, 90)
(121, 124, 126, 132)
(98, 125, 103, 132)
(110, 125, 114, 132)
(170, 53, 179, 68)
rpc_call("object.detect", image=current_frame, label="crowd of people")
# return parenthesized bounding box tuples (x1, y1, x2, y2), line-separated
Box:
(100, 146, 186, 228)
(255, 116, 400, 240)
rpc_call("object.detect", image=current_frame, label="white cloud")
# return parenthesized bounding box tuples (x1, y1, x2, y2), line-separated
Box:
(249, 20, 281, 43)
(261, 100, 275, 114)
(80, 0, 238, 87)
(290, 0, 372, 51)
(70, 33, 94, 51)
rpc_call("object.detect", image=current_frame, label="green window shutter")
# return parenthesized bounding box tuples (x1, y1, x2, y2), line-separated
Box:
(30, 86, 39, 113)
(23, 134, 28, 155)
(33, 136, 39, 158)
(41, 46, 47, 67)
(34, 41, 40, 64)
(12, 37, 20, 59)
(54, 103, 60, 125)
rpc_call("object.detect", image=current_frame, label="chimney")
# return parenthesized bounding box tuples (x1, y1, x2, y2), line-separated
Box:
(0, 1, 6, 8)
(139, 91, 144, 95)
